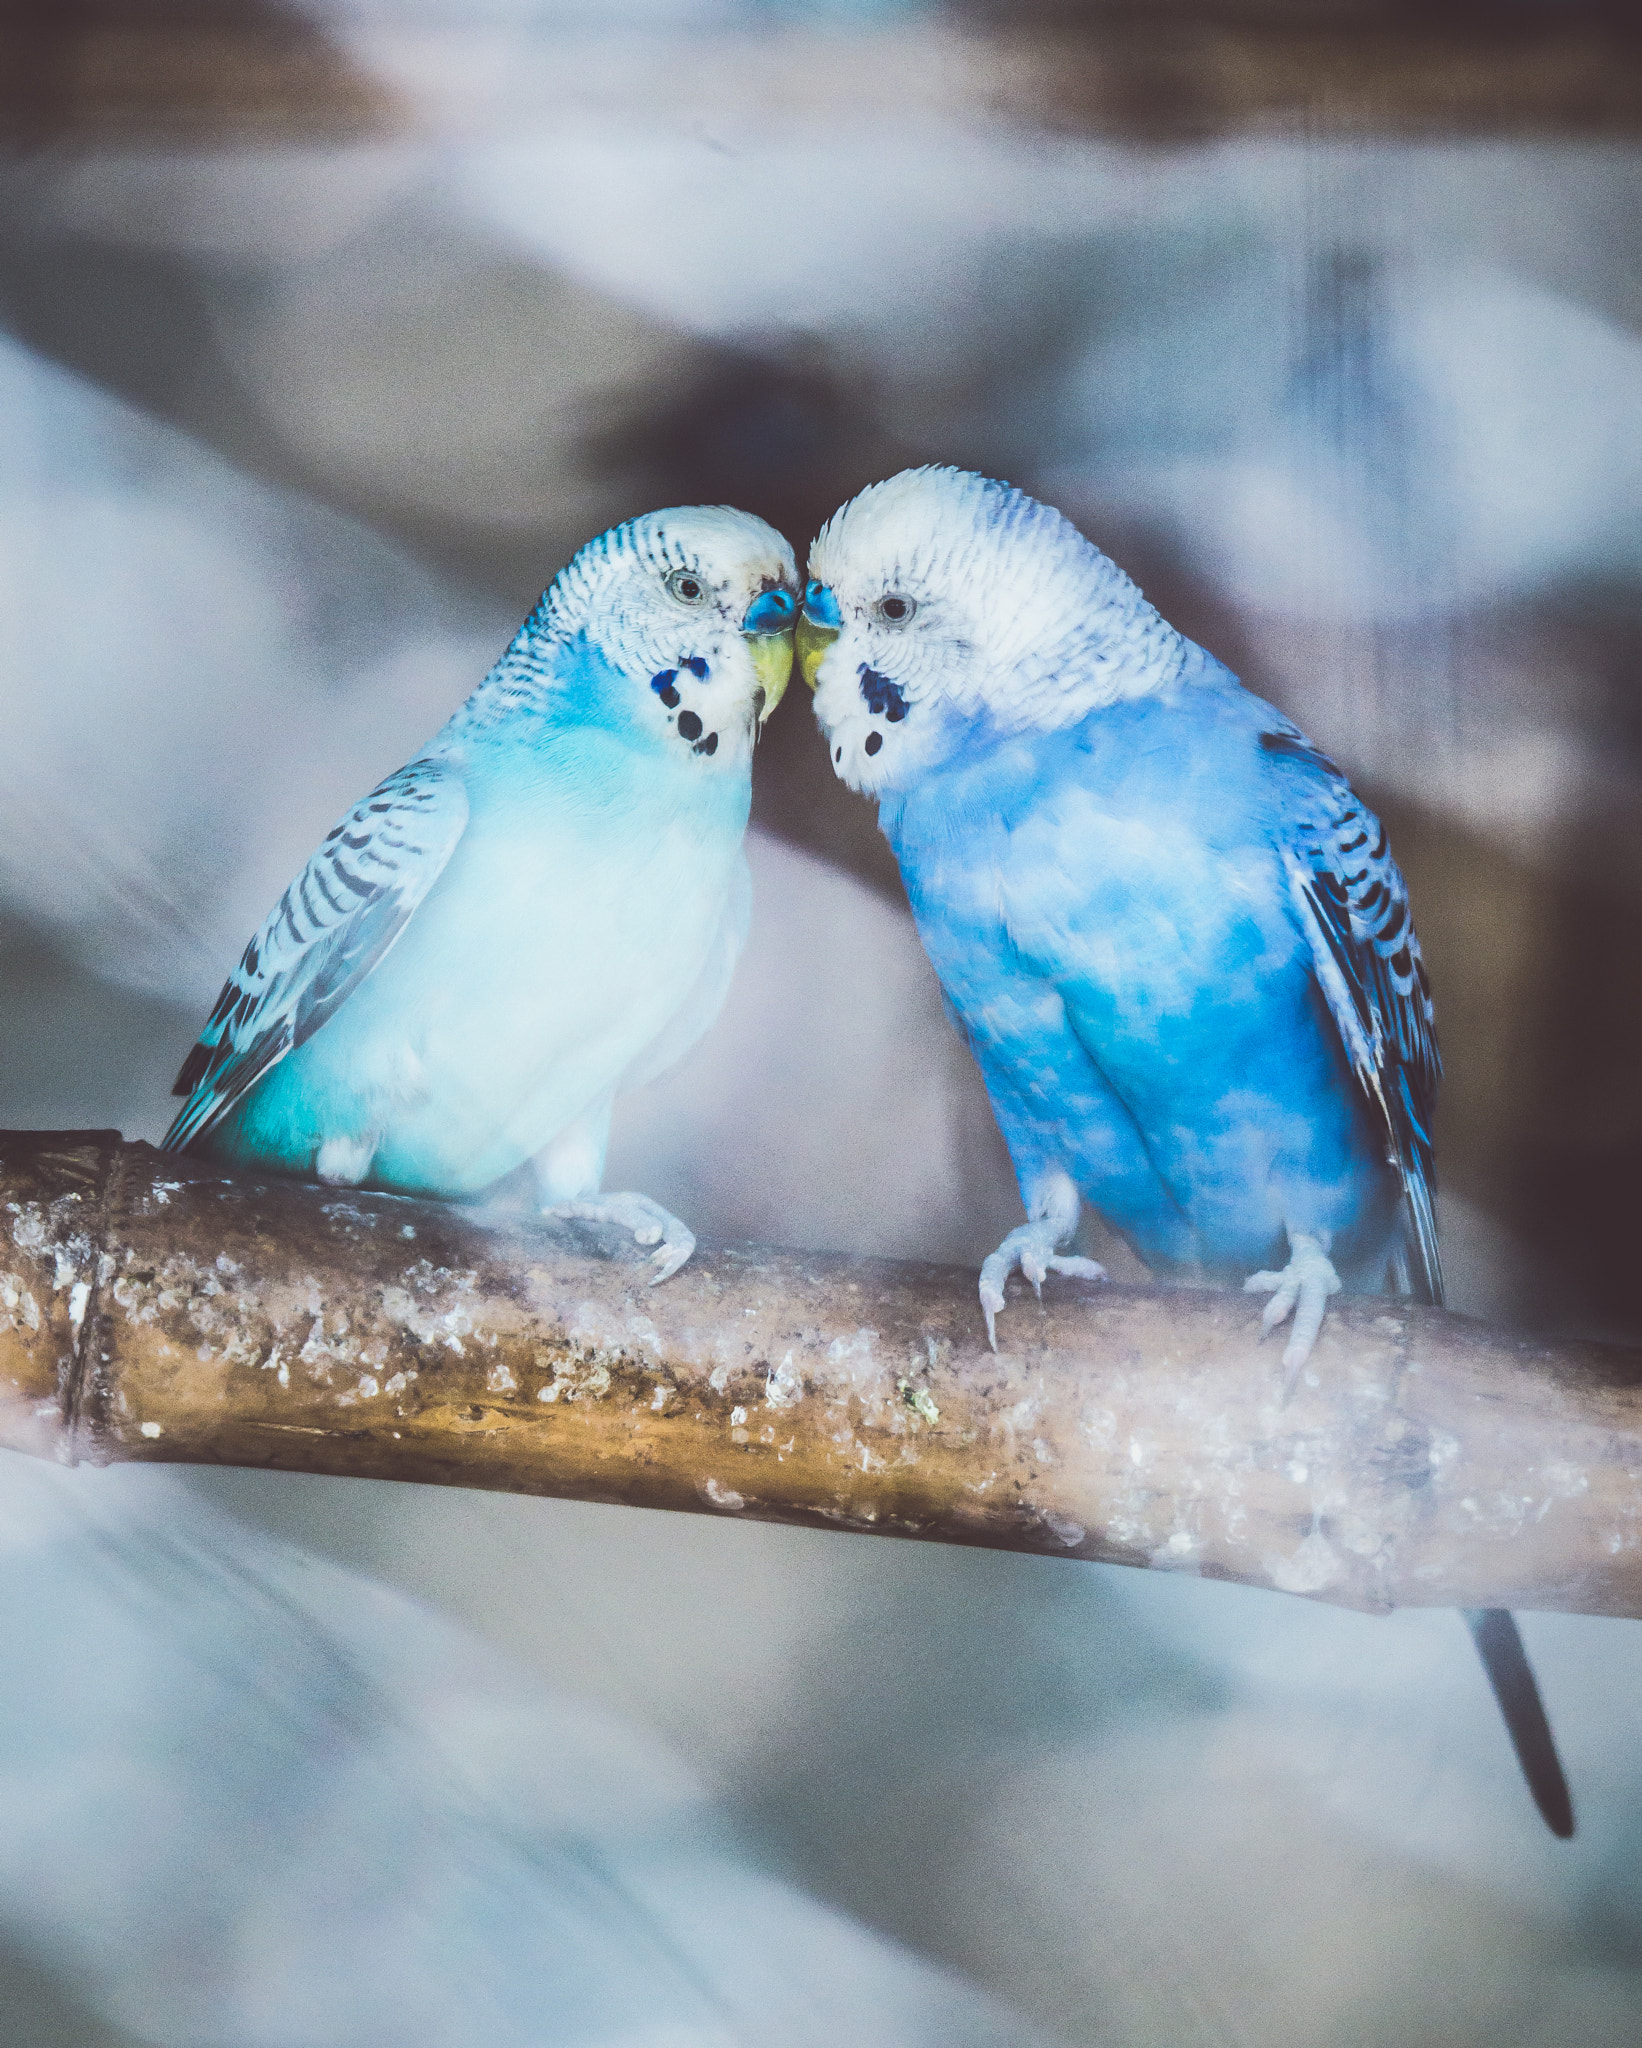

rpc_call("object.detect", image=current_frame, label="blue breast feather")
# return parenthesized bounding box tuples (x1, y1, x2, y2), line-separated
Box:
(878, 662, 1437, 1294)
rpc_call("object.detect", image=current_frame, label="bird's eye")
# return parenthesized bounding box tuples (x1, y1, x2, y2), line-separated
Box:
(875, 593, 916, 625)
(667, 568, 708, 606)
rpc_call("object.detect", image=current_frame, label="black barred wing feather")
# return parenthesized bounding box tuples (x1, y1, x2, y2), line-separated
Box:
(162, 759, 469, 1153)
(1263, 729, 1574, 1837)
(1261, 727, 1443, 1306)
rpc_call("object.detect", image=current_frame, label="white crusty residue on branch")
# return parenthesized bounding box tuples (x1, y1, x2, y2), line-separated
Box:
(3, 1132, 1640, 1620)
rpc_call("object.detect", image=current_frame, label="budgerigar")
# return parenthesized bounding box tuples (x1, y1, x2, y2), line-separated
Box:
(798, 465, 1572, 1836)
(164, 506, 797, 1281)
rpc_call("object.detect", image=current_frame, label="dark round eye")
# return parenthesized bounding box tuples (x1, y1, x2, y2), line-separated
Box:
(667, 568, 708, 606)
(876, 593, 916, 625)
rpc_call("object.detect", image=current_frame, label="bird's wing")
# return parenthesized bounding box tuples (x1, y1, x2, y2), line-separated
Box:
(1264, 727, 1579, 1836)
(1261, 726, 1443, 1305)
(162, 759, 469, 1153)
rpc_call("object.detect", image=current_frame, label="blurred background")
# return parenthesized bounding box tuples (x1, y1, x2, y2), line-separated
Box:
(4, 2, 1642, 2042)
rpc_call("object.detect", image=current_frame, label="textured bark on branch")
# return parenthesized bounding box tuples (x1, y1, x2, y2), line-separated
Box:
(3, 1130, 1640, 1619)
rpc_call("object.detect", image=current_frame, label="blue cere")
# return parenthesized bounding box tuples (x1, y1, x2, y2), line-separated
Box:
(859, 665, 908, 722)
(802, 580, 841, 630)
(743, 587, 796, 632)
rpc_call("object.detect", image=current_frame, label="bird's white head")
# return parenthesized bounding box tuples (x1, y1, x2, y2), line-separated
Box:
(519, 504, 798, 766)
(801, 467, 1186, 794)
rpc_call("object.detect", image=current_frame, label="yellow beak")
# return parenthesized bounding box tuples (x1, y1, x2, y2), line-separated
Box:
(743, 626, 794, 727)
(739, 586, 797, 729)
(796, 612, 839, 693)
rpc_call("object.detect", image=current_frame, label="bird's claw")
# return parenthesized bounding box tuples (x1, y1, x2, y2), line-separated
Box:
(1244, 1230, 1341, 1395)
(1047, 1254, 1107, 1285)
(542, 1193, 696, 1284)
(979, 1227, 1106, 1351)
(979, 1275, 1006, 1353)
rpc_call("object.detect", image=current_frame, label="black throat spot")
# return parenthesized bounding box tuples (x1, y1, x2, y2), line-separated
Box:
(859, 666, 907, 722)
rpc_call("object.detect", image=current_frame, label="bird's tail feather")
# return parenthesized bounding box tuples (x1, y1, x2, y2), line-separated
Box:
(1464, 1606, 1575, 1838)
(1400, 1170, 1444, 1307)
(1398, 1220, 1573, 1837)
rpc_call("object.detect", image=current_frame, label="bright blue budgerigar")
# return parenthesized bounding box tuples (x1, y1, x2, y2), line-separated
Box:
(797, 465, 1572, 1837)
(164, 506, 797, 1281)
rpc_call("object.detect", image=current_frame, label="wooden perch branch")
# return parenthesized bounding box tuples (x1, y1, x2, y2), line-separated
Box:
(3, 1131, 1640, 1618)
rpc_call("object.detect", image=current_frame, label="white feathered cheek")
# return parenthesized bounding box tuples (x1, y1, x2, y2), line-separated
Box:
(813, 643, 917, 791)
(644, 634, 753, 762)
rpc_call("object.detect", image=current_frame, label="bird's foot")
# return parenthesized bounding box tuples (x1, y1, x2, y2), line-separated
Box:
(979, 1224, 1106, 1351)
(315, 1132, 377, 1186)
(1244, 1230, 1342, 1396)
(542, 1192, 696, 1284)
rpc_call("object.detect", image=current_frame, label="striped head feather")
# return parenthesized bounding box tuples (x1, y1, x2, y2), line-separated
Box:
(804, 467, 1188, 794)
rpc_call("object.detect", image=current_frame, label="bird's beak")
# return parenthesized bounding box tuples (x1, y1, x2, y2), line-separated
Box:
(740, 586, 797, 728)
(796, 580, 840, 692)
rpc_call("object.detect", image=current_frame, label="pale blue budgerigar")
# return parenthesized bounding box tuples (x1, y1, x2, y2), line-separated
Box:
(797, 465, 1573, 1837)
(164, 507, 797, 1281)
